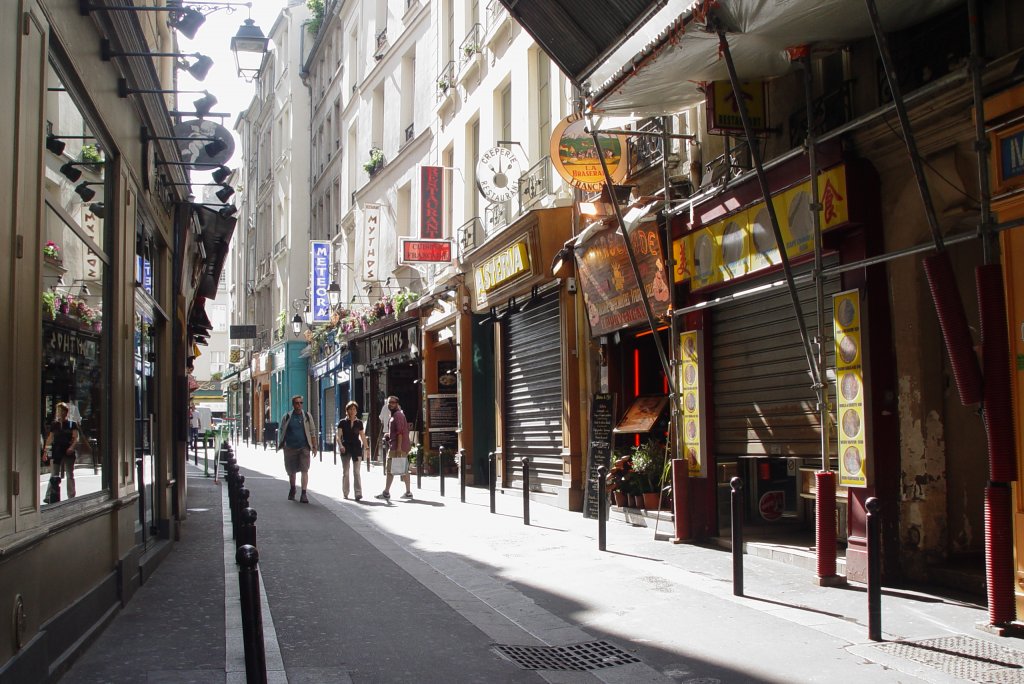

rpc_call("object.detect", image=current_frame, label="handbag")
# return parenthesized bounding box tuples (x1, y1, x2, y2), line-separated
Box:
(390, 456, 409, 476)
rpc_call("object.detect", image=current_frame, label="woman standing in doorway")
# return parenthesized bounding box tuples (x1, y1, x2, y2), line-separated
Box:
(337, 401, 366, 500)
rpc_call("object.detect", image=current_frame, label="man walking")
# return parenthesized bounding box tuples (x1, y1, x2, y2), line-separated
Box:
(376, 395, 412, 501)
(278, 395, 318, 503)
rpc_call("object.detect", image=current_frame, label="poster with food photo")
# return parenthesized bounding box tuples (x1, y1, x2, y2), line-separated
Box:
(834, 290, 866, 487)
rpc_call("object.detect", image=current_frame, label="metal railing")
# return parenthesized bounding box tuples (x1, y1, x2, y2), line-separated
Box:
(627, 118, 667, 177)
(374, 26, 388, 60)
(435, 61, 455, 101)
(459, 23, 482, 69)
(519, 156, 551, 211)
(484, 202, 508, 235)
(273, 235, 287, 256)
(404, 123, 415, 144)
(485, 0, 507, 33)
(456, 217, 482, 258)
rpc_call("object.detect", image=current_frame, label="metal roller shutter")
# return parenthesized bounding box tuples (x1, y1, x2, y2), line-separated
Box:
(503, 291, 563, 488)
(712, 259, 840, 461)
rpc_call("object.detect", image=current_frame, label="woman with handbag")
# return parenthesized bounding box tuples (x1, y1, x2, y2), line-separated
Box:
(337, 401, 366, 500)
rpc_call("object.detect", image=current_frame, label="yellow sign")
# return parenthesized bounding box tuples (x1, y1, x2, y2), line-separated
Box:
(679, 331, 705, 477)
(549, 114, 627, 192)
(834, 289, 867, 487)
(673, 164, 850, 289)
(708, 80, 767, 133)
(474, 241, 531, 297)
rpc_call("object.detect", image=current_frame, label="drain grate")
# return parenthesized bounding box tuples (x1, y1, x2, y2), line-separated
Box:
(493, 641, 641, 671)
(873, 635, 1024, 682)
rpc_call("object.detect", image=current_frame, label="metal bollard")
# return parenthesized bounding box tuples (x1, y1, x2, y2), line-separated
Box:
(521, 458, 530, 525)
(488, 451, 496, 514)
(235, 486, 249, 541)
(597, 466, 607, 551)
(439, 446, 447, 497)
(730, 477, 744, 596)
(236, 545, 268, 684)
(416, 450, 423, 490)
(459, 449, 467, 503)
(238, 507, 258, 550)
(866, 496, 882, 641)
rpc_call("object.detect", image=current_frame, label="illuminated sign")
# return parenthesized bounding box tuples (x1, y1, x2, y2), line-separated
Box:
(420, 166, 444, 239)
(549, 113, 627, 192)
(400, 238, 452, 264)
(310, 240, 331, 324)
(707, 80, 768, 135)
(474, 241, 531, 297)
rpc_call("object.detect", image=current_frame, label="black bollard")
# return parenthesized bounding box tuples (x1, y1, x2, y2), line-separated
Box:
(522, 458, 530, 525)
(439, 446, 446, 497)
(238, 507, 258, 550)
(236, 545, 268, 684)
(416, 449, 422, 490)
(866, 496, 882, 641)
(234, 487, 249, 542)
(730, 477, 744, 596)
(459, 449, 467, 503)
(597, 466, 607, 551)
(488, 451, 496, 514)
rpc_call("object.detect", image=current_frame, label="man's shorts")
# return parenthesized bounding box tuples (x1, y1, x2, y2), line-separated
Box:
(386, 451, 409, 476)
(283, 446, 311, 475)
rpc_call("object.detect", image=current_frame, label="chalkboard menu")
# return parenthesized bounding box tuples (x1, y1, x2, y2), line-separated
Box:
(429, 430, 458, 452)
(583, 393, 616, 519)
(427, 394, 458, 429)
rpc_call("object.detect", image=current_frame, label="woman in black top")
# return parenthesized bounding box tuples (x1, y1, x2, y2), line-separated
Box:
(337, 401, 366, 500)
(42, 402, 79, 502)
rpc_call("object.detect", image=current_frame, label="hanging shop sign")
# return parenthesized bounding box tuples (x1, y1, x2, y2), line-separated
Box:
(678, 331, 707, 478)
(834, 290, 867, 487)
(476, 146, 523, 203)
(673, 163, 850, 289)
(368, 323, 418, 366)
(362, 203, 381, 282)
(575, 206, 670, 337)
(420, 165, 444, 238)
(706, 80, 768, 135)
(400, 237, 452, 264)
(310, 240, 331, 323)
(171, 119, 234, 168)
(474, 239, 531, 303)
(549, 113, 627, 192)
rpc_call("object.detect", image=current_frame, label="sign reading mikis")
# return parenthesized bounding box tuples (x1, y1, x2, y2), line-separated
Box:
(674, 164, 850, 288)
(549, 113, 628, 192)
(310, 240, 332, 324)
(834, 290, 867, 487)
(420, 166, 444, 238)
(575, 206, 670, 337)
(474, 240, 531, 304)
(679, 331, 706, 477)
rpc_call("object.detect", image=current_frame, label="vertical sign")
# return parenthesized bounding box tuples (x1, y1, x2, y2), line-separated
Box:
(310, 241, 331, 324)
(583, 393, 616, 519)
(679, 331, 706, 477)
(142, 258, 153, 294)
(420, 166, 444, 239)
(834, 290, 867, 487)
(362, 203, 380, 282)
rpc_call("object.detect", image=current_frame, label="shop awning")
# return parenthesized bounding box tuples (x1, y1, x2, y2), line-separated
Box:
(194, 204, 236, 299)
(188, 296, 213, 336)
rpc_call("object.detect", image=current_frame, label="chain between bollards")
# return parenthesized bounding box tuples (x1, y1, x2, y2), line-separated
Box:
(597, 465, 607, 551)
(866, 496, 882, 641)
(730, 477, 744, 596)
(459, 449, 467, 503)
(488, 451, 496, 514)
(521, 458, 530, 525)
(236, 544, 268, 684)
(439, 446, 446, 497)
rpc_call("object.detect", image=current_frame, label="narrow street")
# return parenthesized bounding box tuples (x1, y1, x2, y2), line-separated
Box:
(61, 442, 1018, 683)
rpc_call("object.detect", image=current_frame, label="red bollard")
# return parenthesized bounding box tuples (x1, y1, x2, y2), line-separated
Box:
(671, 458, 691, 543)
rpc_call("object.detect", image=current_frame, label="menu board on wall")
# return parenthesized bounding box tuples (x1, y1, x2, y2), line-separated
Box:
(834, 290, 867, 487)
(679, 331, 707, 477)
(583, 393, 616, 519)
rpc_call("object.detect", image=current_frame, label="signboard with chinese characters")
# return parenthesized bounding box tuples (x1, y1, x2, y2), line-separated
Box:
(362, 204, 381, 282)
(549, 113, 627, 192)
(400, 238, 452, 264)
(834, 290, 867, 487)
(420, 166, 444, 239)
(310, 240, 331, 324)
(679, 330, 706, 477)
(707, 80, 768, 135)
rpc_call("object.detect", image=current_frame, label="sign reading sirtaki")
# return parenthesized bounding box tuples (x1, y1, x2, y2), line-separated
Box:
(549, 114, 627, 192)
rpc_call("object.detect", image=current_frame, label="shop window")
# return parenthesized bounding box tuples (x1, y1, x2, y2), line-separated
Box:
(40, 59, 110, 507)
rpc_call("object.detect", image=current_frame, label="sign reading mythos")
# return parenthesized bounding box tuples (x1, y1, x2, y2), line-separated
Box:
(474, 240, 531, 301)
(476, 147, 522, 203)
(362, 203, 381, 282)
(310, 241, 331, 324)
(549, 113, 627, 192)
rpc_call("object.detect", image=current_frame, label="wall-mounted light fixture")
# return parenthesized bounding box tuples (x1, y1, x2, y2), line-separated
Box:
(119, 79, 219, 117)
(100, 39, 214, 81)
(58, 160, 105, 182)
(192, 202, 237, 217)
(45, 134, 96, 157)
(79, 1, 254, 40)
(89, 202, 106, 219)
(74, 181, 103, 202)
(550, 243, 574, 278)
(142, 126, 227, 158)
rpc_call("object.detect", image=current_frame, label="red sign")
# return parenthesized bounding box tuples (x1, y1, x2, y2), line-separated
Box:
(759, 491, 785, 521)
(420, 166, 444, 239)
(400, 238, 452, 264)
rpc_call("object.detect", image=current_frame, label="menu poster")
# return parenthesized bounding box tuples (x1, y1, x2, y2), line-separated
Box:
(614, 395, 668, 434)
(427, 394, 458, 430)
(679, 330, 707, 477)
(583, 393, 616, 519)
(834, 290, 867, 487)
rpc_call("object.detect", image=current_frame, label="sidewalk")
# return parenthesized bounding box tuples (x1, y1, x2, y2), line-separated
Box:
(61, 441, 1024, 683)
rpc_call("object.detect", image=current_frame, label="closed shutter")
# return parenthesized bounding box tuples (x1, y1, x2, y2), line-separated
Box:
(712, 259, 840, 461)
(503, 292, 563, 488)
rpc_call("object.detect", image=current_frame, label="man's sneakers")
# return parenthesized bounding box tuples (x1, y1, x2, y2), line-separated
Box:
(300, 490, 309, 504)
(400, 492, 414, 499)
(375, 492, 391, 500)
(288, 486, 296, 501)
(354, 494, 362, 501)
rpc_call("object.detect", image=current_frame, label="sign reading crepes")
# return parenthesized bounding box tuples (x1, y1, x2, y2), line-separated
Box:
(474, 240, 531, 303)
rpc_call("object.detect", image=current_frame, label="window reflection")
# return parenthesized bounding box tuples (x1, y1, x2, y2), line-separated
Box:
(41, 60, 109, 506)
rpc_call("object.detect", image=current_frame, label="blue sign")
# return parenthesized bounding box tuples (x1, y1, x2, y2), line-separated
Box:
(310, 241, 332, 324)
(1000, 129, 1024, 183)
(143, 258, 153, 294)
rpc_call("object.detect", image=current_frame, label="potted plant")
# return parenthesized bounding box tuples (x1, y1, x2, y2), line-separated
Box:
(363, 147, 385, 175)
(605, 454, 633, 508)
(43, 240, 61, 264)
(463, 43, 480, 60)
(437, 77, 451, 94)
(408, 443, 423, 475)
(631, 441, 667, 510)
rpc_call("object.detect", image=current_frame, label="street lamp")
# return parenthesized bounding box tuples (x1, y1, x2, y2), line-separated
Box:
(327, 281, 341, 308)
(291, 313, 302, 336)
(231, 18, 269, 82)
